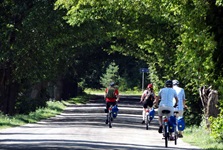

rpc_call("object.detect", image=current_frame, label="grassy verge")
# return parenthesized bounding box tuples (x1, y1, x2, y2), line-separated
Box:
(84, 88, 142, 96)
(66, 93, 96, 104)
(182, 125, 223, 149)
(0, 93, 97, 130)
(0, 101, 66, 129)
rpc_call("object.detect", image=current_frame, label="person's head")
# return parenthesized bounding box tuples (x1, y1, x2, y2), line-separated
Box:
(110, 82, 115, 87)
(172, 80, 179, 86)
(147, 83, 153, 90)
(165, 80, 173, 88)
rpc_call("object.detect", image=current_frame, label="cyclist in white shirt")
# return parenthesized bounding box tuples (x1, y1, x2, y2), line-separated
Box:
(155, 80, 178, 133)
(172, 79, 187, 137)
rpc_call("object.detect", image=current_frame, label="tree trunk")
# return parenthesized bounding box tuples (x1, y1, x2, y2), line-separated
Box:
(199, 86, 219, 128)
(54, 77, 63, 101)
(0, 64, 19, 115)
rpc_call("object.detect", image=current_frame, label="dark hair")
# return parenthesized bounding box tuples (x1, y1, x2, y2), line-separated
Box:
(165, 80, 173, 87)
(110, 82, 115, 86)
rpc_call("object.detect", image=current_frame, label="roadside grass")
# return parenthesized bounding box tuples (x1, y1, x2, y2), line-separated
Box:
(0, 101, 66, 129)
(84, 88, 142, 96)
(85, 89, 223, 149)
(0, 93, 98, 130)
(182, 125, 223, 149)
(66, 93, 94, 104)
(2, 90, 221, 149)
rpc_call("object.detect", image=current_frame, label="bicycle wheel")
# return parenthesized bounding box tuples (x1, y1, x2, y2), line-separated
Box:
(174, 126, 178, 145)
(108, 112, 112, 128)
(146, 115, 149, 130)
(164, 125, 168, 147)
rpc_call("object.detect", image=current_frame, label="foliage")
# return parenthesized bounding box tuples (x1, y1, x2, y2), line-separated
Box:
(0, 0, 222, 129)
(0, 101, 65, 129)
(209, 99, 223, 141)
(54, 0, 223, 127)
(183, 124, 223, 149)
(100, 61, 121, 88)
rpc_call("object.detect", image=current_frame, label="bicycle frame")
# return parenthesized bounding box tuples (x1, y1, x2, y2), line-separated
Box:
(145, 107, 154, 130)
(161, 110, 178, 148)
(106, 104, 118, 128)
(173, 110, 179, 145)
(107, 105, 113, 128)
(163, 114, 169, 148)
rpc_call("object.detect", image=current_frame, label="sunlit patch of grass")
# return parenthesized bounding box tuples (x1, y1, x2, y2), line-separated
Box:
(0, 101, 66, 129)
(183, 125, 223, 149)
(84, 88, 104, 95)
(67, 94, 91, 104)
(84, 88, 142, 96)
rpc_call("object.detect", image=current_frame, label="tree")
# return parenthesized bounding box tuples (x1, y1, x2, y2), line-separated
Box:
(54, 0, 222, 127)
(100, 62, 120, 88)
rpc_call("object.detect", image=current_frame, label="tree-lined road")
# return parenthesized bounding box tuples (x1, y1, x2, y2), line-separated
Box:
(0, 95, 201, 150)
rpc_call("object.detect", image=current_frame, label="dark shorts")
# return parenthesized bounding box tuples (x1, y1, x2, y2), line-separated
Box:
(106, 101, 117, 110)
(143, 99, 153, 108)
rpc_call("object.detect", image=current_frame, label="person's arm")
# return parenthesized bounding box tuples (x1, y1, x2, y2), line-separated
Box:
(140, 91, 145, 102)
(174, 96, 179, 107)
(104, 88, 107, 100)
(155, 95, 160, 106)
(115, 89, 120, 102)
(182, 89, 187, 108)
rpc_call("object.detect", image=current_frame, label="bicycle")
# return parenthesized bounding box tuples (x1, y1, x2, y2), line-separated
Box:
(105, 104, 118, 128)
(145, 107, 155, 130)
(161, 109, 178, 147)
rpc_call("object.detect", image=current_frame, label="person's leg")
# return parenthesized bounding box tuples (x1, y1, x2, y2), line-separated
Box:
(105, 102, 110, 124)
(142, 108, 146, 123)
(178, 110, 184, 137)
(158, 107, 163, 133)
(141, 101, 147, 124)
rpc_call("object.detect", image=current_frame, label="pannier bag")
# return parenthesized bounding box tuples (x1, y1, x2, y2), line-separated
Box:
(149, 108, 155, 121)
(168, 116, 177, 132)
(178, 117, 185, 131)
(112, 105, 119, 118)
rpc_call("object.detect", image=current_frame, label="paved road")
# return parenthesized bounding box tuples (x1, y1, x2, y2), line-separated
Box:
(0, 95, 201, 150)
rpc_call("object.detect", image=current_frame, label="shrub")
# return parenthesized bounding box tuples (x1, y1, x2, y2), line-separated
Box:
(209, 99, 223, 141)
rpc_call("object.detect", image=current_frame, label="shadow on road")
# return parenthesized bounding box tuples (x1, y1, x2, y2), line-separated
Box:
(0, 95, 201, 150)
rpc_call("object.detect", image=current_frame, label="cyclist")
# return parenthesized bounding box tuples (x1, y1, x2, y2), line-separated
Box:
(104, 82, 120, 124)
(172, 79, 187, 138)
(155, 80, 178, 136)
(140, 83, 155, 124)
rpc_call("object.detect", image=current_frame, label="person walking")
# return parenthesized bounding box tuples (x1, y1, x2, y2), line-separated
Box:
(140, 83, 155, 124)
(172, 79, 187, 137)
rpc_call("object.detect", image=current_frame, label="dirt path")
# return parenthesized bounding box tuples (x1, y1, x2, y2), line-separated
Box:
(0, 95, 201, 150)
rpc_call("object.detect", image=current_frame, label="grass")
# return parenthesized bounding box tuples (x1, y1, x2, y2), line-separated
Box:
(85, 89, 223, 149)
(84, 88, 142, 95)
(1, 90, 222, 149)
(66, 93, 95, 104)
(0, 100, 66, 129)
(182, 124, 223, 149)
(0, 93, 94, 130)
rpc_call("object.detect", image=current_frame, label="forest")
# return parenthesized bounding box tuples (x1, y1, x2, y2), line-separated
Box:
(0, 0, 223, 141)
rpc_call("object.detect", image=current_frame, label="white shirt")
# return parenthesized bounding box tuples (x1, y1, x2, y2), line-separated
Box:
(173, 85, 186, 111)
(158, 87, 177, 107)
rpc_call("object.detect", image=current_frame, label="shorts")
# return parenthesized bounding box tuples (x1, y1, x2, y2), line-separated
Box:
(106, 101, 117, 110)
(177, 110, 184, 117)
(142, 99, 153, 108)
(173, 108, 184, 117)
(158, 105, 174, 117)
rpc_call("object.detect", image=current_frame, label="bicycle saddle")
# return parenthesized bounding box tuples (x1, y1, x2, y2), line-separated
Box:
(162, 110, 171, 114)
